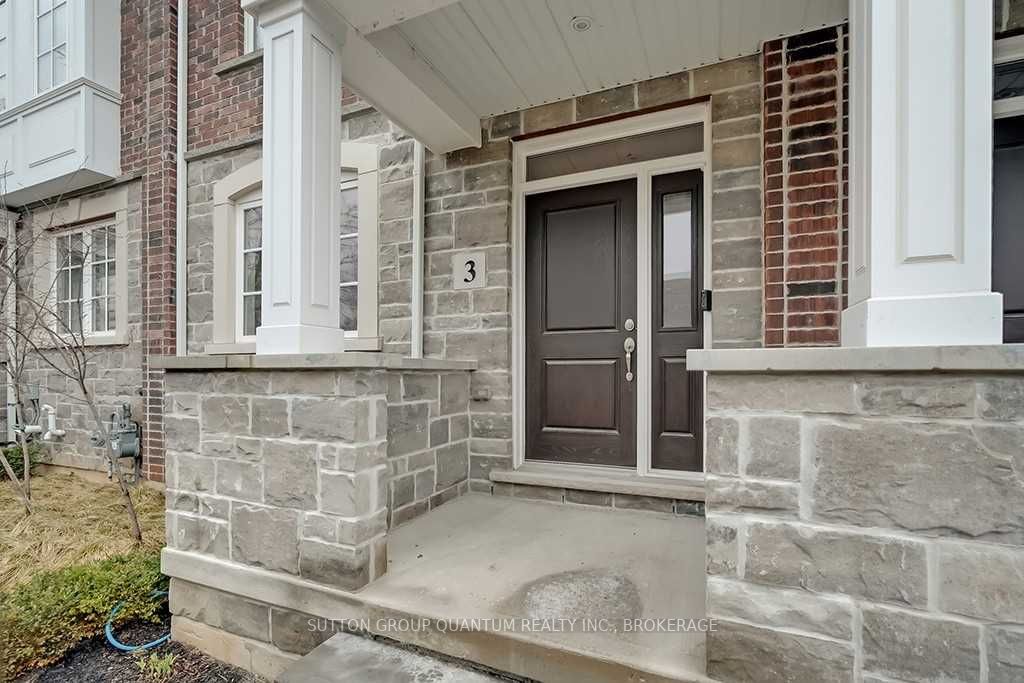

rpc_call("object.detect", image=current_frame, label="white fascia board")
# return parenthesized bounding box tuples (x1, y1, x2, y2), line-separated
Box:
(347, 27, 481, 153)
(334, 0, 461, 34)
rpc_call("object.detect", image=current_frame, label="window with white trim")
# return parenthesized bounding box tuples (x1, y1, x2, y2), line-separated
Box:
(54, 224, 117, 336)
(237, 197, 262, 341)
(36, 0, 69, 94)
(339, 168, 358, 331)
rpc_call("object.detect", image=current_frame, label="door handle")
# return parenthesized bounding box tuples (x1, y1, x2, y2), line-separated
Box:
(624, 337, 636, 382)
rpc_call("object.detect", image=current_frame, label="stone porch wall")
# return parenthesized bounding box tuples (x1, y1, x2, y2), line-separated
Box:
(704, 370, 1024, 682)
(163, 365, 471, 592)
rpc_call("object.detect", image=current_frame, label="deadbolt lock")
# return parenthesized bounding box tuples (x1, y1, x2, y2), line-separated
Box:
(624, 318, 635, 332)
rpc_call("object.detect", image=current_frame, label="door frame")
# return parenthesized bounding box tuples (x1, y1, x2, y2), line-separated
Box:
(511, 102, 712, 481)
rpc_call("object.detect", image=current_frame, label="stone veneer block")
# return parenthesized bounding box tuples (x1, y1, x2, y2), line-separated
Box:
(251, 398, 289, 437)
(270, 608, 332, 655)
(861, 606, 980, 682)
(745, 415, 801, 480)
(744, 522, 928, 608)
(706, 516, 740, 577)
(263, 440, 318, 509)
(707, 577, 853, 640)
(298, 539, 369, 591)
(169, 579, 270, 642)
(201, 396, 251, 434)
(707, 620, 853, 683)
(988, 626, 1024, 683)
(387, 403, 429, 456)
(938, 541, 1024, 622)
(813, 421, 1024, 543)
(706, 477, 799, 516)
(977, 376, 1024, 421)
(705, 416, 739, 475)
(708, 374, 857, 414)
(856, 376, 976, 417)
(171, 514, 229, 559)
(230, 504, 300, 575)
(292, 398, 370, 441)
(165, 416, 200, 452)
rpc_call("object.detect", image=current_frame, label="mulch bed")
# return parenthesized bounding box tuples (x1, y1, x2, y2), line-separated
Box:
(20, 612, 265, 683)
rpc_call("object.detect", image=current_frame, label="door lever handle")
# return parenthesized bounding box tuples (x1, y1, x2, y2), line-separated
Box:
(624, 337, 636, 382)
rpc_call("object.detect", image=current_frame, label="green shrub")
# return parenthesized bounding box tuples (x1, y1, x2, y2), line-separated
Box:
(0, 442, 44, 481)
(0, 551, 167, 681)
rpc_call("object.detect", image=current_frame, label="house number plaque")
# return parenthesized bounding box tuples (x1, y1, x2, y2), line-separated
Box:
(452, 251, 486, 290)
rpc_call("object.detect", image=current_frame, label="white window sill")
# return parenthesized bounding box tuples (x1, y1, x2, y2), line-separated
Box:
(33, 331, 129, 350)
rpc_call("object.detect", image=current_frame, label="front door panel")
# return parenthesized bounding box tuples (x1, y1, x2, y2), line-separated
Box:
(526, 180, 637, 467)
(651, 171, 704, 471)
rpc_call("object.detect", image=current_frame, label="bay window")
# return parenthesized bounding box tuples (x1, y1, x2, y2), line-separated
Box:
(35, 0, 68, 94)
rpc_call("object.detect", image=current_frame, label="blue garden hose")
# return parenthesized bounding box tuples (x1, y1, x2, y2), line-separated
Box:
(105, 590, 171, 652)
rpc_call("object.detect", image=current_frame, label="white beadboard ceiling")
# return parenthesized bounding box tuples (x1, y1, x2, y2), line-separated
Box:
(366, 0, 849, 118)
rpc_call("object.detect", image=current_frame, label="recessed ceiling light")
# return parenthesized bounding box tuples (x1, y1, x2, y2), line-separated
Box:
(570, 15, 593, 32)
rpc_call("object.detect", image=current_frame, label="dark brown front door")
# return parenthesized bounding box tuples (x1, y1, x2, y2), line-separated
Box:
(526, 179, 638, 467)
(651, 171, 703, 471)
(994, 117, 1024, 343)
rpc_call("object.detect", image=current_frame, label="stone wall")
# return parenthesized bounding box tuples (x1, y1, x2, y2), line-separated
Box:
(704, 370, 1024, 682)
(163, 365, 471, 591)
(17, 180, 146, 473)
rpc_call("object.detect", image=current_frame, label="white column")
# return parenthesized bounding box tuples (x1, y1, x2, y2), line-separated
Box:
(245, 0, 348, 354)
(843, 0, 1002, 347)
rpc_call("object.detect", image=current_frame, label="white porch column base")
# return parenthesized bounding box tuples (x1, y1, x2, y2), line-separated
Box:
(245, 0, 347, 355)
(844, 0, 1002, 347)
(841, 293, 1004, 348)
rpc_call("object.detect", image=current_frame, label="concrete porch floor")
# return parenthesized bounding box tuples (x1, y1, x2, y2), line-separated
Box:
(284, 494, 708, 683)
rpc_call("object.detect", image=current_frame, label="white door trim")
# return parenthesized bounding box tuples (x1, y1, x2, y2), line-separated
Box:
(511, 103, 712, 482)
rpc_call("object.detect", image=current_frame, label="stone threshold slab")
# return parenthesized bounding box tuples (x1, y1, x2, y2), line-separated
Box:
(687, 344, 1024, 373)
(490, 465, 704, 501)
(152, 352, 476, 372)
(162, 552, 709, 683)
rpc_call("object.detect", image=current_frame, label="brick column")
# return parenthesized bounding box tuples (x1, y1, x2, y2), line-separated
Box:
(762, 26, 848, 347)
(123, 0, 179, 482)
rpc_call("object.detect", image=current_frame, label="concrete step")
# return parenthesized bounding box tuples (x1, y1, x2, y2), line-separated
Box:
(278, 632, 514, 683)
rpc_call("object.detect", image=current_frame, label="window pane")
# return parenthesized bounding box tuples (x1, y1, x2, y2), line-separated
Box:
(526, 124, 704, 181)
(661, 191, 693, 329)
(995, 60, 1024, 101)
(340, 187, 358, 235)
(70, 233, 84, 265)
(52, 44, 66, 86)
(244, 206, 262, 249)
(39, 0, 53, 15)
(107, 296, 116, 330)
(37, 52, 51, 91)
(243, 294, 260, 336)
(37, 11, 51, 51)
(91, 229, 106, 260)
(57, 270, 68, 299)
(107, 229, 116, 258)
(69, 267, 82, 299)
(57, 301, 68, 327)
(340, 285, 357, 331)
(340, 237, 358, 283)
(106, 262, 115, 297)
(92, 264, 106, 295)
(244, 252, 261, 292)
(92, 299, 106, 332)
(70, 301, 81, 333)
(52, 2, 65, 44)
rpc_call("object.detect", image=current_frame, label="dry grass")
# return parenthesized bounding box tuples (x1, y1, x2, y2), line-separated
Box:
(0, 471, 165, 593)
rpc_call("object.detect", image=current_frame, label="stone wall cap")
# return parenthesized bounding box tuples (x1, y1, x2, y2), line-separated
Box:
(153, 353, 476, 372)
(687, 344, 1024, 373)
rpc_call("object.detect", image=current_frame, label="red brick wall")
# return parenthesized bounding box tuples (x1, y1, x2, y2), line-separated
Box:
(762, 25, 849, 347)
(120, 0, 180, 482)
(187, 0, 261, 151)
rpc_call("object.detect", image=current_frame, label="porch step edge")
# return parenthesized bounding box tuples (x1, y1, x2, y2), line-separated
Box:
(489, 466, 704, 501)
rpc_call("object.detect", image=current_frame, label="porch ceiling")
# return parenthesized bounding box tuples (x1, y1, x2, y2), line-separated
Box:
(324, 0, 848, 151)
